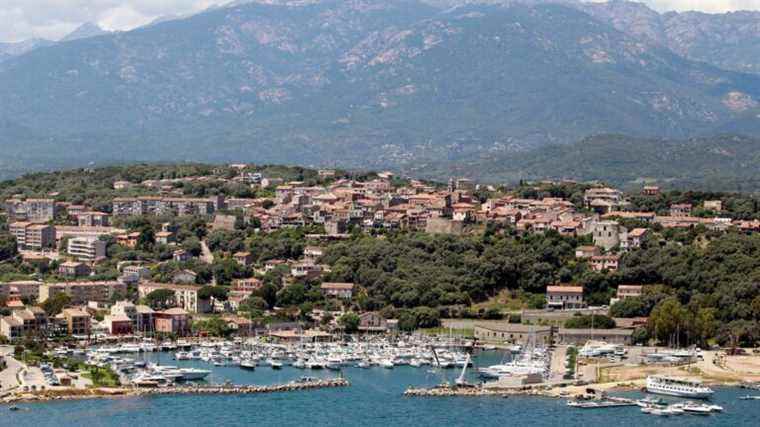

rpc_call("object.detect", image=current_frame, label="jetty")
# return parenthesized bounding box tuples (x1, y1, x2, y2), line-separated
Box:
(3, 378, 350, 404)
(404, 385, 544, 398)
(139, 378, 350, 396)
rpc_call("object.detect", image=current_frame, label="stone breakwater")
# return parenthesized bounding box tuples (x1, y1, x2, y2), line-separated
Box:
(3, 379, 350, 404)
(141, 378, 351, 396)
(404, 386, 549, 398)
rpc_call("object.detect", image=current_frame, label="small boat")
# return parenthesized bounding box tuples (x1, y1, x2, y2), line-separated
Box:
(637, 396, 666, 407)
(356, 361, 370, 369)
(568, 400, 635, 409)
(381, 359, 394, 369)
(177, 368, 211, 381)
(306, 360, 324, 370)
(740, 395, 760, 400)
(268, 359, 283, 370)
(664, 406, 685, 415)
(9, 406, 20, 411)
(240, 359, 256, 370)
(677, 403, 713, 415)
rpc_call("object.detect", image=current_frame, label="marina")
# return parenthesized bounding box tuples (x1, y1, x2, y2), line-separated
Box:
(4, 358, 760, 427)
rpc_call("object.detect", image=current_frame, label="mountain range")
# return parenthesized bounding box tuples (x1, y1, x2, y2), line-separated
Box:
(1, 0, 760, 188)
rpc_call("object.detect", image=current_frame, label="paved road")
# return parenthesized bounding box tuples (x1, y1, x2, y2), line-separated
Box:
(0, 346, 23, 392)
(549, 345, 568, 382)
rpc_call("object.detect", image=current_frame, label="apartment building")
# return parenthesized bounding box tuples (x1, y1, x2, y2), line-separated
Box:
(137, 282, 211, 313)
(112, 196, 224, 217)
(76, 211, 110, 227)
(9, 222, 56, 250)
(67, 236, 107, 262)
(0, 308, 48, 339)
(584, 188, 628, 213)
(0, 281, 42, 301)
(39, 281, 127, 305)
(62, 308, 91, 336)
(5, 198, 57, 222)
(58, 261, 91, 277)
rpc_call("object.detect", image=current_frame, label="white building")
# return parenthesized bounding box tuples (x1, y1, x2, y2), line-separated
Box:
(68, 237, 107, 262)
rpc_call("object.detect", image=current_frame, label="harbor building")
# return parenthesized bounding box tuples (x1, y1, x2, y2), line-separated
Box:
(556, 328, 634, 345)
(546, 285, 584, 310)
(473, 323, 553, 345)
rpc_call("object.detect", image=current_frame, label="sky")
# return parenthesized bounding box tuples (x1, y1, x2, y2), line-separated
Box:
(1, 0, 760, 43)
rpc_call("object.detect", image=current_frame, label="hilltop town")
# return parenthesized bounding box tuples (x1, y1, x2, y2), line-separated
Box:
(0, 163, 759, 399)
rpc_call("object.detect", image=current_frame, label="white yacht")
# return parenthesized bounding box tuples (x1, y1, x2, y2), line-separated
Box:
(646, 376, 714, 399)
(177, 368, 211, 381)
(267, 358, 283, 369)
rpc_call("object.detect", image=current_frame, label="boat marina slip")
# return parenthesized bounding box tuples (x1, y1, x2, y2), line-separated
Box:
(3, 336, 760, 426)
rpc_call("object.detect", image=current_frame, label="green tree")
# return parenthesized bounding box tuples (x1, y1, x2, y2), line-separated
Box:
(338, 312, 360, 333)
(144, 289, 175, 310)
(0, 234, 18, 261)
(192, 316, 231, 337)
(41, 293, 72, 316)
(277, 283, 307, 306)
(198, 286, 229, 302)
(609, 297, 650, 318)
(564, 314, 615, 329)
(648, 297, 689, 346)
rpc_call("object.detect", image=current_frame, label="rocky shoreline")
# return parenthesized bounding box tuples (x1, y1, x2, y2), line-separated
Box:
(2, 378, 350, 405)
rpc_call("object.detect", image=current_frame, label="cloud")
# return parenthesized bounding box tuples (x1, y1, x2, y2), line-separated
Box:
(0, 0, 229, 42)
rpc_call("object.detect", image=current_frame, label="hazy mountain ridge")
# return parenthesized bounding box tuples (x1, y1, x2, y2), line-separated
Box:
(0, 0, 759, 183)
(60, 22, 111, 42)
(421, 134, 760, 190)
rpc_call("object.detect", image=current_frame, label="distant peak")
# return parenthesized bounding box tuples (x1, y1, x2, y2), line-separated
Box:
(61, 22, 110, 42)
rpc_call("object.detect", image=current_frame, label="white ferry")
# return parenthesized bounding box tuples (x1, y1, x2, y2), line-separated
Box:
(646, 375, 714, 399)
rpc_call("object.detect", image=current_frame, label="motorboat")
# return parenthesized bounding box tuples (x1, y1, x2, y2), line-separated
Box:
(177, 368, 211, 381)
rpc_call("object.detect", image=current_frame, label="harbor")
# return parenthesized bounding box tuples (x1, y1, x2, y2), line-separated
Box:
(5, 358, 760, 427)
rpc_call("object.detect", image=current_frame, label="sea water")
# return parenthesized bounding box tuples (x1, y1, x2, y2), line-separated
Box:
(4, 352, 759, 426)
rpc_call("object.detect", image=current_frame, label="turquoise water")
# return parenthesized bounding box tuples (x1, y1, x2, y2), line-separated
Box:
(4, 352, 759, 426)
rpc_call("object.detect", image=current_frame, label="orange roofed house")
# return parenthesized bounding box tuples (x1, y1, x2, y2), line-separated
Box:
(320, 282, 354, 300)
(154, 308, 191, 336)
(546, 285, 584, 310)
